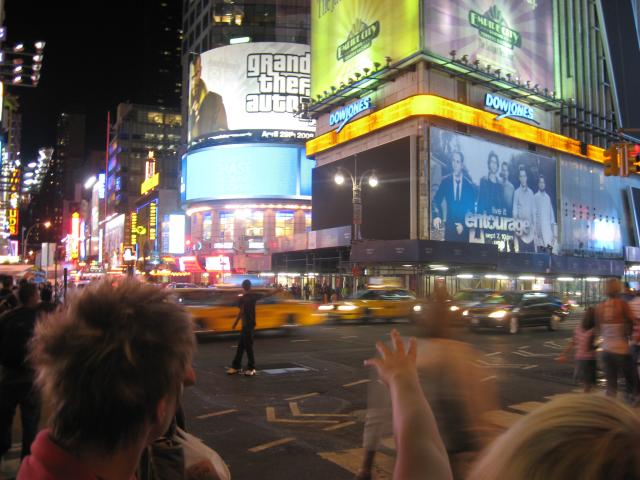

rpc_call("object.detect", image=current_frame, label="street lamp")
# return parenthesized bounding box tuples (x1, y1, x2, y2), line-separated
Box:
(22, 221, 51, 262)
(334, 156, 378, 241)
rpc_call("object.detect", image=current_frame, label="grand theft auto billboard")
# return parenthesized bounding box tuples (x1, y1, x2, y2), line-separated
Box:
(188, 42, 315, 145)
(429, 127, 557, 254)
(311, 0, 420, 99)
(423, 1, 555, 92)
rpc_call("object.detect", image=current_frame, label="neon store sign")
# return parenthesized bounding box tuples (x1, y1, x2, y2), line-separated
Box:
(329, 97, 373, 133)
(484, 93, 537, 124)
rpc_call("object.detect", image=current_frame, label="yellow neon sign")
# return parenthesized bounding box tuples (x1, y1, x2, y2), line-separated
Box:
(141, 172, 160, 195)
(306, 94, 605, 163)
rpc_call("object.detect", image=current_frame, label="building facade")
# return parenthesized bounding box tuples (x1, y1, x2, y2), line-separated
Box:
(273, 0, 640, 303)
(180, 1, 313, 280)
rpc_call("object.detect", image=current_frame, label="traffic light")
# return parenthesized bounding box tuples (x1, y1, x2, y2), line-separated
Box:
(629, 144, 640, 175)
(603, 143, 620, 176)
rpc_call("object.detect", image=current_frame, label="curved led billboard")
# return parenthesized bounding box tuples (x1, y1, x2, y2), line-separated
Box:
(188, 42, 315, 145)
(182, 144, 314, 203)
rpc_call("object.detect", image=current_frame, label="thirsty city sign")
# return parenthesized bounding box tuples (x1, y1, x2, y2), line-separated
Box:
(423, 0, 554, 92)
(311, 0, 419, 99)
(188, 42, 314, 144)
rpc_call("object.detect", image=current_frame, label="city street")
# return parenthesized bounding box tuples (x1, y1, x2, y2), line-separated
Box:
(183, 312, 585, 479)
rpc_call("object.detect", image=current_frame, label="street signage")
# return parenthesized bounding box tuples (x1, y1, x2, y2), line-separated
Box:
(329, 97, 373, 133)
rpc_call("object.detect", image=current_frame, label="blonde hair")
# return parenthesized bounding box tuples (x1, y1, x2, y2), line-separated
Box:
(30, 279, 195, 454)
(468, 394, 640, 480)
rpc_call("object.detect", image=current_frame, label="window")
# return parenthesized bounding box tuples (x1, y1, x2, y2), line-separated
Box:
(245, 211, 263, 238)
(275, 211, 294, 237)
(219, 211, 234, 242)
(305, 213, 311, 232)
(202, 212, 212, 241)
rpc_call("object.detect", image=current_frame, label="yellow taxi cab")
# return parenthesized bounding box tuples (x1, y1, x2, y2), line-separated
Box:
(318, 287, 423, 322)
(172, 288, 324, 335)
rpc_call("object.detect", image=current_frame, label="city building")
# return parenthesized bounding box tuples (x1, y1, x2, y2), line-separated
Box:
(0, 92, 21, 257)
(272, 0, 640, 304)
(104, 103, 181, 270)
(179, 1, 314, 281)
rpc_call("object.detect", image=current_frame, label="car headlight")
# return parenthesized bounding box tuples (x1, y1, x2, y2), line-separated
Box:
(317, 305, 335, 311)
(337, 304, 358, 312)
(413, 305, 422, 312)
(449, 305, 459, 312)
(462, 310, 469, 316)
(488, 310, 508, 319)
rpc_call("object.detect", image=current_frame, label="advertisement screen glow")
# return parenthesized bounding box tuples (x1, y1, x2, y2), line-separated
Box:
(183, 144, 314, 202)
(168, 215, 186, 254)
(424, 1, 554, 92)
(311, 0, 419, 98)
(188, 42, 314, 143)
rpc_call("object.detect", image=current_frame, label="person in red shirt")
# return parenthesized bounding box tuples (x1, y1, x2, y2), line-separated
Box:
(18, 279, 196, 480)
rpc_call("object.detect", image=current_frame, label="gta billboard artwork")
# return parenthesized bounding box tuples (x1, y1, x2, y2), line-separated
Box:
(188, 42, 315, 143)
(430, 127, 557, 253)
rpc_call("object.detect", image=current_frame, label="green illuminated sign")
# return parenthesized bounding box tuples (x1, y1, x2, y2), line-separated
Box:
(469, 6, 521, 49)
(337, 20, 380, 62)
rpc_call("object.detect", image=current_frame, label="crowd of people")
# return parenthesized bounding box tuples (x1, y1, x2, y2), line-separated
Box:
(0, 275, 639, 479)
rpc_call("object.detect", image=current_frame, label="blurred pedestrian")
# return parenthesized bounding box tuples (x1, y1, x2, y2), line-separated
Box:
(627, 289, 640, 397)
(0, 282, 42, 461)
(596, 278, 635, 401)
(18, 279, 197, 480)
(363, 330, 453, 480)
(303, 283, 310, 301)
(37, 286, 57, 315)
(227, 279, 260, 376)
(556, 306, 597, 393)
(357, 314, 497, 479)
(0, 275, 17, 312)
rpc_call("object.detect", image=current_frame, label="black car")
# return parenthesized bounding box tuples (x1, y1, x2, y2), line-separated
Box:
(464, 291, 568, 334)
(448, 289, 494, 324)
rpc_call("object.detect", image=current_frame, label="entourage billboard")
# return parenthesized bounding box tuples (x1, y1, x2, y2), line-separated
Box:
(424, 0, 555, 92)
(429, 127, 557, 253)
(311, 0, 420, 98)
(188, 42, 315, 145)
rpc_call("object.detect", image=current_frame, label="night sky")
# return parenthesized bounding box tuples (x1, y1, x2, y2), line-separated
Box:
(5, 1, 162, 161)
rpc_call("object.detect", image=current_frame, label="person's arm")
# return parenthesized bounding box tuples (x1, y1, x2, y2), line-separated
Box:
(232, 299, 243, 329)
(365, 330, 453, 480)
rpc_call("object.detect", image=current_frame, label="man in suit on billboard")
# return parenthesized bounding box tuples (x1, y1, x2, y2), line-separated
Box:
(534, 174, 556, 252)
(512, 166, 536, 253)
(432, 151, 476, 242)
(189, 55, 228, 141)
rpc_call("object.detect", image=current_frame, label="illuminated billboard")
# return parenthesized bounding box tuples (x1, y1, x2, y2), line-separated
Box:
(188, 42, 314, 144)
(311, 0, 420, 98)
(168, 214, 186, 254)
(429, 127, 557, 253)
(424, 1, 555, 91)
(182, 144, 314, 203)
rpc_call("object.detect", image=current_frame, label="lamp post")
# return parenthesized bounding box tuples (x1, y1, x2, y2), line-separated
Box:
(22, 221, 51, 263)
(334, 155, 378, 242)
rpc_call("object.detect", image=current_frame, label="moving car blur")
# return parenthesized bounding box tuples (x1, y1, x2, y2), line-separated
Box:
(464, 291, 568, 334)
(318, 286, 423, 322)
(172, 287, 324, 335)
(448, 289, 494, 325)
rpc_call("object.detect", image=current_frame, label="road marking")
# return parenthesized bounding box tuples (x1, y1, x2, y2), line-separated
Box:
(323, 420, 357, 431)
(290, 339, 311, 343)
(196, 409, 238, 420)
(482, 410, 523, 429)
(266, 406, 338, 424)
(543, 340, 567, 350)
(475, 359, 530, 369)
(480, 375, 497, 382)
(512, 350, 555, 358)
(342, 379, 371, 388)
(318, 448, 394, 478)
(509, 401, 544, 413)
(485, 351, 502, 357)
(249, 437, 296, 453)
(289, 402, 351, 418)
(522, 364, 539, 370)
(285, 392, 319, 401)
(517, 345, 530, 349)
